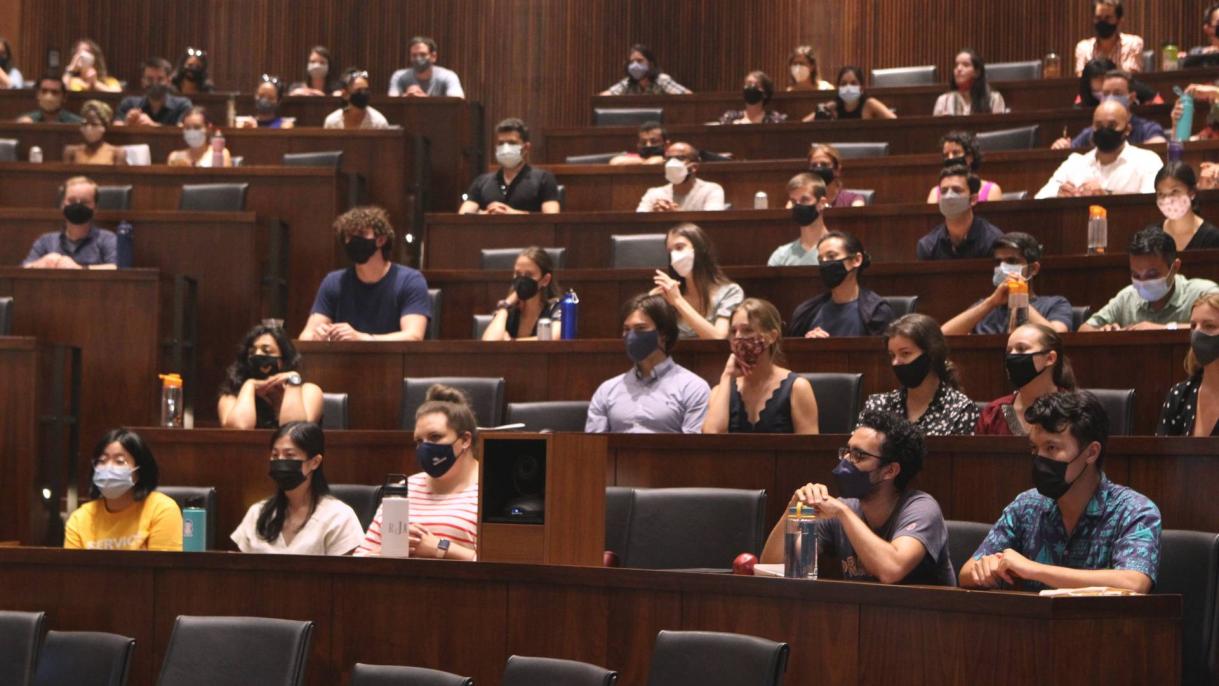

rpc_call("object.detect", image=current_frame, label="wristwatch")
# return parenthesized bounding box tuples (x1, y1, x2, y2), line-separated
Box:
(495, 299, 514, 312)
(437, 538, 451, 558)
(285, 372, 303, 386)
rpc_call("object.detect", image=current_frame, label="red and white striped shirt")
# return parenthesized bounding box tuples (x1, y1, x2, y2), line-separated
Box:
(354, 472, 479, 557)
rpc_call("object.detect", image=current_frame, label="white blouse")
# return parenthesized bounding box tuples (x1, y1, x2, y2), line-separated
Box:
(231, 494, 364, 555)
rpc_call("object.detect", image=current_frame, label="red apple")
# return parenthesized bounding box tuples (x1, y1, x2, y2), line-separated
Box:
(603, 550, 620, 568)
(732, 552, 757, 575)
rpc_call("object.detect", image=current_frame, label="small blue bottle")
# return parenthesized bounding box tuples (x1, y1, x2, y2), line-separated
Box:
(1175, 86, 1195, 144)
(560, 289, 579, 340)
(116, 221, 134, 268)
(182, 497, 207, 552)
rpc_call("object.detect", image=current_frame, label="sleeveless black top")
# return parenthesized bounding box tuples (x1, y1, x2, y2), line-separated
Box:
(728, 372, 797, 433)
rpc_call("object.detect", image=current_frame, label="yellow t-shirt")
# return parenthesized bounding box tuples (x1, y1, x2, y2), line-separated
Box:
(63, 491, 183, 551)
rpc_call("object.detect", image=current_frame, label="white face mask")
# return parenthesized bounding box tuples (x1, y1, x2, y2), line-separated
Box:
(790, 64, 811, 83)
(664, 157, 689, 185)
(77, 51, 95, 68)
(307, 61, 328, 78)
(1157, 194, 1192, 221)
(183, 128, 208, 149)
(992, 262, 1027, 287)
(838, 84, 862, 103)
(670, 248, 695, 277)
(938, 190, 972, 218)
(496, 143, 524, 169)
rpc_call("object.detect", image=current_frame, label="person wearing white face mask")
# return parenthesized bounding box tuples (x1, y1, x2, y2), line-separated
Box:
(635, 142, 725, 213)
(651, 223, 742, 340)
(601, 44, 691, 96)
(288, 46, 341, 97)
(785, 45, 833, 91)
(167, 106, 232, 167)
(62, 100, 126, 166)
(803, 65, 896, 122)
(388, 36, 464, 98)
(64, 429, 183, 551)
(1080, 227, 1219, 332)
(1151, 161, 1219, 252)
(459, 118, 560, 215)
(916, 166, 1004, 261)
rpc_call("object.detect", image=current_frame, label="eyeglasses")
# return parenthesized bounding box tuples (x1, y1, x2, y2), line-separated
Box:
(838, 446, 882, 465)
(260, 73, 282, 87)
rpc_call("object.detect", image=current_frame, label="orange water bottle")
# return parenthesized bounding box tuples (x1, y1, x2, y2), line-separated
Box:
(1087, 205, 1108, 255)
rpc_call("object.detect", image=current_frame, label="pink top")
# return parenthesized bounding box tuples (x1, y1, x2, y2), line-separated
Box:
(933, 181, 998, 202)
(354, 472, 479, 557)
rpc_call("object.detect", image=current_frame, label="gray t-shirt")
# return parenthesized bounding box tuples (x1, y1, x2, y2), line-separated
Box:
(387, 65, 465, 98)
(817, 490, 956, 586)
(767, 239, 820, 267)
(676, 282, 744, 339)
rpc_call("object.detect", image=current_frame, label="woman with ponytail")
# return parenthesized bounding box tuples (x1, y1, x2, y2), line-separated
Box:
(976, 324, 1077, 435)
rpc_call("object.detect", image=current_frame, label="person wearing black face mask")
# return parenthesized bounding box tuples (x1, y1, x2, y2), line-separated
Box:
(218, 323, 322, 429)
(323, 69, 389, 130)
(238, 76, 294, 129)
(232, 422, 364, 555)
(482, 247, 563, 340)
(586, 294, 711, 434)
(1072, 0, 1144, 76)
(759, 410, 956, 586)
(23, 176, 117, 270)
(1158, 293, 1219, 435)
(861, 314, 979, 436)
(1037, 100, 1163, 199)
(170, 47, 215, 95)
(610, 121, 670, 166)
(717, 71, 786, 125)
(388, 36, 465, 98)
(803, 144, 867, 208)
(768, 173, 829, 267)
(355, 385, 481, 559)
(925, 131, 1002, 204)
(0, 37, 24, 89)
(300, 207, 432, 343)
(788, 231, 895, 338)
(977, 324, 1077, 436)
(116, 58, 192, 127)
(962, 391, 1161, 593)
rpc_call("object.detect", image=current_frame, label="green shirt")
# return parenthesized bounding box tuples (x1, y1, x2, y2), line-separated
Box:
(1086, 275, 1219, 328)
(767, 239, 820, 267)
(21, 108, 83, 124)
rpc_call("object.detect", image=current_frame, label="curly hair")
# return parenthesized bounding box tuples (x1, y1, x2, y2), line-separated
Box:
(217, 323, 302, 397)
(1025, 391, 1110, 465)
(856, 409, 926, 491)
(79, 99, 112, 126)
(333, 206, 395, 259)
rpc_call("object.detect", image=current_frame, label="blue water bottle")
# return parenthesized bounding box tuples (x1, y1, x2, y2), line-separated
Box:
(560, 289, 579, 340)
(116, 220, 134, 268)
(1175, 86, 1195, 144)
(182, 497, 207, 552)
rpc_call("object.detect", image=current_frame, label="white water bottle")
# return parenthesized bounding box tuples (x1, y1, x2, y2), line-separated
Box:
(380, 474, 411, 558)
(28, 146, 42, 163)
(754, 191, 768, 209)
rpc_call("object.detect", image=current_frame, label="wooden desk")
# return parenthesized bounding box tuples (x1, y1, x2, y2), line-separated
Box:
(0, 269, 193, 466)
(295, 330, 1194, 434)
(540, 106, 1174, 162)
(586, 67, 1219, 126)
(0, 338, 77, 545)
(0, 209, 263, 423)
(0, 162, 338, 329)
(0, 548, 1179, 686)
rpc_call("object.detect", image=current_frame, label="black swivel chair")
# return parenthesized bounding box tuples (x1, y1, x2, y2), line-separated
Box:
(56, 185, 133, 211)
(594, 107, 663, 127)
(0, 610, 45, 686)
(883, 296, 920, 317)
(472, 314, 493, 340)
(1157, 530, 1219, 686)
(565, 152, 620, 164)
(1142, 49, 1156, 73)
(400, 377, 505, 429)
(0, 296, 12, 336)
(813, 142, 889, 159)
(0, 138, 17, 162)
(985, 60, 1043, 82)
(156, 616, 313, 686)
(502, 655, 617, 686)
(329, 485, 383, 532)
(159, 486, 217, 550)
(479, 247, 566, 270)
(1071, 306, 1092, 332)
(426, 289, 442, 340)
(605, 486, 636, 561)
(351, 663, 473, 686)
(178, 183, 250, 212)
(946, 520, 992, 575)
(976, 126, 1040, 152)
(32, 631, 135, 686)
(1000, 191, 1028, 201)
(870, 65, 937, 87)
(646, 630, 789, 686)
(610, 234, 667, 269)
(619, 488, 767, 570)
(843, 188, 876, 205)
(1080, 388, 1136, 435)
(798, 373, 863, 434)
(505, 401, 590, 432)
(282, 151, 343, 168)
(321, 392, 350, 430)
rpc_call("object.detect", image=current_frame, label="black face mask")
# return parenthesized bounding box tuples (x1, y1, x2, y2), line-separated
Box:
(63, 202, 94, 225)
(808, 164, 835, 185)
(1094, 19, 1118, 39)
(1032, 450, 1086, 500)
(639, 144, 665, 158)
(943, 155, 968, 168)
(1092, 126, 1126, 153)
(348, 90, 371, 109)
(513, 275, 540, 300)
(248, 354, 282, 380)
(344, 235, 379, 264)
(1005, 352, 1047, 390)
(742, 86, 765, 105)
(791, 202, 820, 226)
(893, 354, 932, 388)
(819, 258, 850, 289)
(269, 459, 308, 491)
(185, 67, 205, 81)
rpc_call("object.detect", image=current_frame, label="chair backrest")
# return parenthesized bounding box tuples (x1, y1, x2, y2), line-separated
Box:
(1000, 190, 1028, 201)
(503, 655, 617, 686)
(976, 125, 1039, 152)
(945, 520, 992, 575)
(329, 484, 382, 532)
(870, 65, 937, 87)
(159, 486, 217, 550)
(1071, 305, 1092, 332)
(1080, 388, 1135, 436)
(621, 488, 767, 570)
(351, 663, 473, 686)
(843, 188, 875, 205)
(1157, 529, 1219, 686)
(605, 486, 636, 560)
(33, 631, 134, 686)
(985, 60, 1043, 82)
(815, 142, 889, 159)
(321, 392, 350, 430)
(178, 183, 249, 212)
(882, 295, 919, 318)
(479, 247, 567, 271)
(797, 373, 863, 434)
(156, 616, 313, 686)
(505, 401, 591, 432)
(0, 138, 18, 162)
(281, 150, 344, 168)
(594, 107, 663, 127)
(611, 233, 668, 269)
(0, 296, 11, 336)
(565, 152, 620, 164)
(426, 289, 442, 341)
(400, 377, 505, 429)
(97, 185, 133, 211)
(0, 610, 45, 686)
(1142, 48, 1156, 73)
(646, 630, 789, 686)
(556, 184, 567, 210)
(123, 144, 151, 166)
(472, 314, 493, 340)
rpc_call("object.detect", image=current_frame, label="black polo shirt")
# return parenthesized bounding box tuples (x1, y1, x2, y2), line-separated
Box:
(115, 93, 193, 125)
(465, 165, 560, 212)
(915, 216, 1004, 261)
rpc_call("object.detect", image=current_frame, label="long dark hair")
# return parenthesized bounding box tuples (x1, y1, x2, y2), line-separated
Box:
(626, 44, 660, 82)
(518, 247, 560, 302)
(171, 47, 215, 93)
(940, 130, 983, 172)
(256, 422, 331, 542)
(885, 314, 962, 390)
(1078, 57, 1117, 107)
(952, 49, 993, 114)
(1017, 323, 1077, 390)
(833, 65, 868, 112)
(218, 324, 302, 397)
(90, 428, 158, 501)
(668, 223, 729, 315)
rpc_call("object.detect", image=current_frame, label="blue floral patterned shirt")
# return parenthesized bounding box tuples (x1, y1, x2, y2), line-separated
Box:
(971, 474, 1161, 591)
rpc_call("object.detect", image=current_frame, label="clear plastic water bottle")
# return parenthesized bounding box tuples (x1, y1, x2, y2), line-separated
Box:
(159, 373, 184, 428)
(182, 496, 207, 552)
(211, 133, 225, 168)
(1008, 278, 1030, 332)
(784, 504, 818, 579)
(537, 317, 553, 341)
(1087, 205, 1108, 255)
(380, 474, 410, 558)
(1162, 43, 1180, 71)
(1175, 86, 1195, 143)
(116, 221, 134, 268)
(28, 146, 42, 163)
(560, 290, 579, 340)
(1043, 52, 1061, 79)
(753, 191, 768, 209)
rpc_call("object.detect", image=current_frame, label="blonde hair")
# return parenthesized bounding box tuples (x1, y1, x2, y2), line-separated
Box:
(733, 298, 785, 363)
(808, 143, 844, 170)
(786, 172, 827, 198)
(79, 99, 112, 126)
(1186, 292, 1219, 375)
(63, 175, 99, 200)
